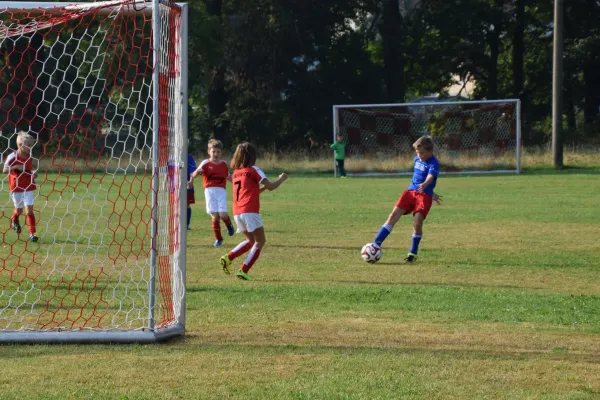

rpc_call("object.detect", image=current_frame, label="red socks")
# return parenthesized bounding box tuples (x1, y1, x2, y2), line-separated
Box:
(241, 246, 261, 273)
(12, 209, 21, 224)
(26, 214, 36, 234)
(222, 216, 232, 227)
(228, 240, 253, 260)
(212, 220, 223, 241)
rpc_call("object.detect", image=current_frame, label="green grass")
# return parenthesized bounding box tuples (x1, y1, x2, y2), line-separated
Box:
(1, 170, 600, 399)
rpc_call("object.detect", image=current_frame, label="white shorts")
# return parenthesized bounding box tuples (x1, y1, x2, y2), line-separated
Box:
(234, 213, 263, 233)
(11, 191, 35, 209)
(204, 187, 228, 214)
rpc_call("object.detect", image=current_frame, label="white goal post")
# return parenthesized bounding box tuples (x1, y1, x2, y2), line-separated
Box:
(332, 99, 522, 176)
(0, 0, 188, 343)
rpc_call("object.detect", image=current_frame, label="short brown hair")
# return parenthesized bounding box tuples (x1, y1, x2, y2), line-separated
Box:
(413, 135, 434, 151)
(230, 142, 257, 169)
(208, 138, 223, 150)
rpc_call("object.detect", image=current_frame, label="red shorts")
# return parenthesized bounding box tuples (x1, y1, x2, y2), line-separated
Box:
(395, 190, 433, 218)
(187, 191, 195, 205)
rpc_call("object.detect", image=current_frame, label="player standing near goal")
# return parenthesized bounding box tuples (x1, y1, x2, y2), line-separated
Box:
(330, 134, 347, 177)
(220, 142, 288, 280)
(188, 139, 234, 246)
(186, 153, 197, 230)
(372, 135, 441, 262)
(3, 132, 39, 242)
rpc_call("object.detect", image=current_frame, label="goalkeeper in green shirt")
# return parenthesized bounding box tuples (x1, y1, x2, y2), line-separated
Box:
(330, 134, 347, 177)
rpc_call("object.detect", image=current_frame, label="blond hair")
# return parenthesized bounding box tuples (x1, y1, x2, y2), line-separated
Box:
(16, 131, 34, 147)
(413, 135, 434, 151)
(230, 142, 257, 170)
(207, 138, 223, 150)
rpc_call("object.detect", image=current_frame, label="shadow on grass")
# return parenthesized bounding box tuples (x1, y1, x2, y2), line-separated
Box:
(175, 340, 600, 364)
(4, 333, 597, 364)
(256, 277, 546, 292)
(269, 244, 403, 251)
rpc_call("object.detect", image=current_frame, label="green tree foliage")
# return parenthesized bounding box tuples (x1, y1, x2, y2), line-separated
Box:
(3, 0, 599, 150)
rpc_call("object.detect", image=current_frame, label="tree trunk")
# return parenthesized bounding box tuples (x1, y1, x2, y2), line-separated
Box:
(564, 75, 577, 145)
(380, 0, 405, 102)
(583, 59, 600, 136)
(208, 66, 228, 141)
(487, 29, 500, 99)
(203, 0, 228, 141)
(512, 0, 525, 98)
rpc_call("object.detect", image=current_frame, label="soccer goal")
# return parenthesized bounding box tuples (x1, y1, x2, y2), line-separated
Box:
(332, 99, 522, 176)
(0, 0, 188, 343)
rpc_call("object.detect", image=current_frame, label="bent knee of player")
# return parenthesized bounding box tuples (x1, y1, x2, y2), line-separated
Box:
(25, 206, 34, 215)
(386, 208, 404, 225)
(413, 213, 425, 230)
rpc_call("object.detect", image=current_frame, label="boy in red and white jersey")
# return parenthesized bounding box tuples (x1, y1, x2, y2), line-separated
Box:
(220, 142, 288, 280)
(3, 132, 39, 241)
(188, 139, 234, 246)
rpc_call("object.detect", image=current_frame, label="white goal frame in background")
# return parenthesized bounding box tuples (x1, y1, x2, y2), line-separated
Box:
(333, 99, 522, 177)
(0, 0, 189, 343)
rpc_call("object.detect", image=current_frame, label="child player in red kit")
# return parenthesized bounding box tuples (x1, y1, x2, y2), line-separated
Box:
(220, 142, 288, 280)
(3, 132, 39, 242)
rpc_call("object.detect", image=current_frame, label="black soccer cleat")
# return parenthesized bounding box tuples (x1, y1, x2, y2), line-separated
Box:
(404, 253, 417, 263)
(12, 221, 22, 235)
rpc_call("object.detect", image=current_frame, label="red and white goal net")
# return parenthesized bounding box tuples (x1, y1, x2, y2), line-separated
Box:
(333, 100, 522, 176)
(0, 0, 188, 342)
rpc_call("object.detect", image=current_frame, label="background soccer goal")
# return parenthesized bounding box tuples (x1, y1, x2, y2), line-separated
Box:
(0, 0, 188, 343)
(332, 99, 522, 177)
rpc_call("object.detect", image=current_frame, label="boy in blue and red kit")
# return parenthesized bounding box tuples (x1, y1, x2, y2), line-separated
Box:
(186, 153, 197, 230)
(372, 135, 441, 262)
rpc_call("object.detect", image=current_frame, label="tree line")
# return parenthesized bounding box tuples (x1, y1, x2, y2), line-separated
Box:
(2, 0, 598, 155)
(189, 0, 600, 151)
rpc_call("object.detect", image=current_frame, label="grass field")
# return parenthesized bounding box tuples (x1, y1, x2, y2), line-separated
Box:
(1, 168, 600, 399)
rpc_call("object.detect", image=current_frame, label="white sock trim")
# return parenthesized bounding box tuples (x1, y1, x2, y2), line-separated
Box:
(231, 240, 250, 253)
(243, 245, 260, 265)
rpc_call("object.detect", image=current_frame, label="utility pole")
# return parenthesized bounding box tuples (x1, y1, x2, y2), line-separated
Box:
(552, 0, 564, 167)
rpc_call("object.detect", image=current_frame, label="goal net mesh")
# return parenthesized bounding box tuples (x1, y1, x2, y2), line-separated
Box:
(0, 0, 185, 336)
(334, 101, 520, 175)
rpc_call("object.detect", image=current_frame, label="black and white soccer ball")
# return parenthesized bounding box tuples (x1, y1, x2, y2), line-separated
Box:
(361, 243, 381, 263)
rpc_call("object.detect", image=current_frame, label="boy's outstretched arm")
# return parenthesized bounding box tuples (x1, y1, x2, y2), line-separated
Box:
(432, 192, 442, 205)
(261, 173, 288, 191)
(417, 174, 437, 193)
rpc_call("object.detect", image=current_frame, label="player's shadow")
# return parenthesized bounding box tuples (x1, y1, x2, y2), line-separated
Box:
(269, 244, 403, 251)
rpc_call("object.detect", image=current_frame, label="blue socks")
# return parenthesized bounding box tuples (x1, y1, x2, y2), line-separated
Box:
(187, 207, 191, 228)
(374, 224, 393, 246)
(410, 233, 422, 255)
(375, 224, 423, 255)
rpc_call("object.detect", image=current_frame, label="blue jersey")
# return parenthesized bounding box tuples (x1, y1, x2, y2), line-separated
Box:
(407, 155, 439, 196)
(187, 154, 197, 193)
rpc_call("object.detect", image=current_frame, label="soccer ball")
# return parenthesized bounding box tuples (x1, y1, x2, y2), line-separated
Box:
(361, 243, 381, 263)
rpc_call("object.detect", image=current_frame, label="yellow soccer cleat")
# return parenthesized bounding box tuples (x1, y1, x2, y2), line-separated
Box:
(220, 254, 232, 275)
